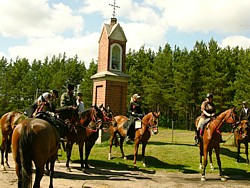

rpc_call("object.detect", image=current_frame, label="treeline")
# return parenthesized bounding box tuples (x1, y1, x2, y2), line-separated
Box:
(0, 39, 250, 129)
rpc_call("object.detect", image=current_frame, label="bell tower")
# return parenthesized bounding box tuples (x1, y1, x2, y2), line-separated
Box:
(91, 1, 130, 116)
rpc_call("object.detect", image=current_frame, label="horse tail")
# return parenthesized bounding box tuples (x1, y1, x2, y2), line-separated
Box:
(19, 125, 34, 188)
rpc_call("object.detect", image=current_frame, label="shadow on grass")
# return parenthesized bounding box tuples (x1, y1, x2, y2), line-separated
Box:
(220, 147, 248, 163)
(223, 168, 250, 180)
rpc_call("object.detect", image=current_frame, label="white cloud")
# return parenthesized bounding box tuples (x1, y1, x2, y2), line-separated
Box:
(8, 33, 99, 67)
(0, 0, 83, 38)
(221, 36, 250, 49)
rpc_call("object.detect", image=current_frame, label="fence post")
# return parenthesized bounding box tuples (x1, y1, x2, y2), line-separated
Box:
(172, 120, 174, 143)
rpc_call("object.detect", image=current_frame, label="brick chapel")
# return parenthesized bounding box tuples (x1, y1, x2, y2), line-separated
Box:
(91, 17, 130, 116)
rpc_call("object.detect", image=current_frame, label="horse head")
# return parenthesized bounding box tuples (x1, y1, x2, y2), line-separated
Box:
(100, 105, 114, 131)
(143, 111, 160, 135)
(236, 120, 249, 139)
(223, 107, 237, 125)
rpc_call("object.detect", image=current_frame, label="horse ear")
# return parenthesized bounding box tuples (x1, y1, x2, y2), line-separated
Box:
(157, 111, 161, 116)
(232, 106, 236, 111)
(99, 103, 103, 109)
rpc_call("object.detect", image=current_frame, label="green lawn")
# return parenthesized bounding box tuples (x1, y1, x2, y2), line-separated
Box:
(59, 128, 250, 178)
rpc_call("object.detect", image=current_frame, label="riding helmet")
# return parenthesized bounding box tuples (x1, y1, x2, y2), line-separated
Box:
(206, 93, 213, 99)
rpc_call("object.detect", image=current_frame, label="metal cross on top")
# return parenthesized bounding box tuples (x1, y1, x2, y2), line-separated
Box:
(109, 0, 120, 18)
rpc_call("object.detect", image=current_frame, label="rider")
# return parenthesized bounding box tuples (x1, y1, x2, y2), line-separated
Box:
(126, 94, 144, 142)
(76, 92, 85, 118)
(238, 101, 250, 127)
(25, 89, 58, 117)
(59, 83, 78, 123)
(196, 93, 225, 144)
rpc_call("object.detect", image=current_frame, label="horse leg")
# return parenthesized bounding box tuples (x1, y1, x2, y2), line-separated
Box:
(209, 149, 214, 170)
(237, 142, 240, 163)
(0, 139, 6, 171)
(84, 139, 95, 169)
(201, 146, 208, 181)
(199, 144, 203, 170)
(65, 142, 73, 172)
(119, 136, 127, 160)
(49, 157, 57, 188)
(78, 141, 84, 169)
(108, 134, 115, 160)
(142, 141, 148, 167)
(245, 142, 249, 164)
(133, 139, 140, 168)
(33, 166, 44, 188)
(214, 145, 226, 181)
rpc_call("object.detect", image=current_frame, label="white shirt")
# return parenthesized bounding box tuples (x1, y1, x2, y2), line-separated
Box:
(37, 92, 51, 103)
(76, 100, 84, 114)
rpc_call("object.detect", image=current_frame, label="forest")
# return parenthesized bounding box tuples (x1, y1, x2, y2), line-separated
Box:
(0, 39, 250, 129)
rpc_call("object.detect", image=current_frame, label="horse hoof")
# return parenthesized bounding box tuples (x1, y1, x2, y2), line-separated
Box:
(1, 165, 6, 171)
(142, 163, 147, 167)
(124, 156, 127, 160)
(221, 176, 227, 181)
(201, 176, 206, 181)
(199, 164, 203, 170)
(133, 165, 137, 169)
(5, 162, 10, 168)
(66, 167, 71, 172)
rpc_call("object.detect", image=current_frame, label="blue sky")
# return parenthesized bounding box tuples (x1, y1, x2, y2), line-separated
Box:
(1, 0, 250, 68)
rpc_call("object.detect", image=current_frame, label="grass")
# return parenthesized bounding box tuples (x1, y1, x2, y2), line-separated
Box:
(57, 128, 250, 178)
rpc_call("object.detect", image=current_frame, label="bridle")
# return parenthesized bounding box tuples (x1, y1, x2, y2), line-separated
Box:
(141, 112, 159, 134)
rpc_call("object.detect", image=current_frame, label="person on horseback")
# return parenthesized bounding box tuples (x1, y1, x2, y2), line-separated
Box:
(239, 101, 250, 127)
(60, 84, 77, 109)
(76, 92, 85, 118)
(25, 89, 59, 117)
(195, 93, 225, 144)
(126, 94, 144, 142)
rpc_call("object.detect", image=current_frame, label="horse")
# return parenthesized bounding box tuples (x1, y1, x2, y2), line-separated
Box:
(12, 118, 61, 188)
(234, 120, 249, 163)
(0, 111, 27, 171)
(108, 112, 160, 168)
(194, 116, 215, 171)
(56, 104, 112, 171)
(198, 107, 237, 181)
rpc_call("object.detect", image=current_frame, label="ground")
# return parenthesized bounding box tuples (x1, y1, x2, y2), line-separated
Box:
(1, 157, 250, 188)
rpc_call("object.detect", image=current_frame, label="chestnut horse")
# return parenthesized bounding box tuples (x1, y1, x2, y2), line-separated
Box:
(108, 112, 160, 168)
(12, 118, 60, 188)
(194, 116, 214, 171)
(0, 111, 27, 171)
(199, 108, 236, 181)
(234, 120, 249, 163)
(56, 105, 112, 171)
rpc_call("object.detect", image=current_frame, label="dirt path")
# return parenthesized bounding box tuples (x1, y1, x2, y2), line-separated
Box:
(1, 157, 250, 188)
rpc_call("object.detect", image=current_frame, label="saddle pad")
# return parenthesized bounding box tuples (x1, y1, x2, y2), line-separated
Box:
(135, 120, 142, 129)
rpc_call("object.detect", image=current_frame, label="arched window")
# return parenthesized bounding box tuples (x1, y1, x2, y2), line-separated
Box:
(110, 43, 122, 71)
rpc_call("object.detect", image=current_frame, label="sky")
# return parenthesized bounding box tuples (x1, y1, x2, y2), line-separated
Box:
(1, 0, 250, 68)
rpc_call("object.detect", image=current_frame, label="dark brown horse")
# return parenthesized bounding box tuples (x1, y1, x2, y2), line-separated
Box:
(108, 112, 160, 168)
(12, 118, 60, 188)
(194, 116, 214, 171)
(56, 104, 112, 171)
(0, 111, 27, 171)
(234, 120, 249, 163)
(198, 108, 236, 181)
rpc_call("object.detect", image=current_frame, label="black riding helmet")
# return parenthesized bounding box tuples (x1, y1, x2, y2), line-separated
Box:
(206, 93, 213, 99)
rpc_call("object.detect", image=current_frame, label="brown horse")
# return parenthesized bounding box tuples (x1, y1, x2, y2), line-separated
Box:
(56, 104, 112, 171)
(108, 112, 160, 168)
(234, 120, 249, 163)
(198, 108, 236, 181)
(12, 118, 60, 188)
(0, 111, 27, 171)
(194, 116, 214, 171)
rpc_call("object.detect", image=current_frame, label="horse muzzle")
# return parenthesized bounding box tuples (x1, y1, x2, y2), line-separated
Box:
(152, 128, 158, 135)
